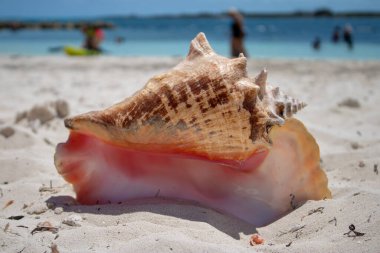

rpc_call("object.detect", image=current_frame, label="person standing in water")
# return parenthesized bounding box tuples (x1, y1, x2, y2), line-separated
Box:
(331, 26, 340, 43)
(312, 37, 321, 51)
(229, 9, 248, 58)
(343, 24, 354, 50)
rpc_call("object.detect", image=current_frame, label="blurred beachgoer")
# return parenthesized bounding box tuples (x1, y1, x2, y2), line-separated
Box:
(82, 26, 93, 50)
(82, 25, 104, 52)
(94, 26, 105, 48)
(115, 36, 125, 44)
(228, 9, 248, 58)
(331, 26, 340, 43)
(312, 37, 321, 51)
(343, 24, 353, 50)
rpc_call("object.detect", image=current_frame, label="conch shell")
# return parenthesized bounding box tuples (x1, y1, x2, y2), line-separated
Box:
(55, 33, 331, 226)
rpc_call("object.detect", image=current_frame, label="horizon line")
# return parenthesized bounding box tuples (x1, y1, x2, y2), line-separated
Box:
(1, 10, 380, 20)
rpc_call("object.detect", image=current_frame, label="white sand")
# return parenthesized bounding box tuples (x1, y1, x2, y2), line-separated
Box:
(0, 56, 379, 253)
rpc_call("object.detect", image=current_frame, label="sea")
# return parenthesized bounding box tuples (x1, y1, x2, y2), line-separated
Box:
(0, 17, 379, 59)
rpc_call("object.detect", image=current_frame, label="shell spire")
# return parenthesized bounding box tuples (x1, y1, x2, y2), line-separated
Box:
(253, 69, 306, 125)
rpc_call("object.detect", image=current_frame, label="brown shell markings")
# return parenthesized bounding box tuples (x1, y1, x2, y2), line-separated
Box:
(64, 33, 304, 160)
(55, 33, 331, 226)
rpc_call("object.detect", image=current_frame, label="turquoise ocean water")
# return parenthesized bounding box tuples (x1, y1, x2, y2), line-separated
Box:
(0, 17, 379, 59)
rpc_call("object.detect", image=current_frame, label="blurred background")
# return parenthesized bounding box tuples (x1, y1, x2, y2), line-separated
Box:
(0, 0, 379, 59)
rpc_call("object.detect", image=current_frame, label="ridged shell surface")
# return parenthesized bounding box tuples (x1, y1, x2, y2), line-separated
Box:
(65, 33, 304, 160)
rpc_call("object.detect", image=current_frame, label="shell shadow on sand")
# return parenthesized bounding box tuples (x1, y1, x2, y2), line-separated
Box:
(46, 195, 256, 240)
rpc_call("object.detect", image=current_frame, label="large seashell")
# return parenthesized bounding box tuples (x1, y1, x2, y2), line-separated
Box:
(55, 33, 330, 226)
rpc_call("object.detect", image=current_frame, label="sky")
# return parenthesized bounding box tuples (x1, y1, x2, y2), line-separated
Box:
(0, 0, 379, 18)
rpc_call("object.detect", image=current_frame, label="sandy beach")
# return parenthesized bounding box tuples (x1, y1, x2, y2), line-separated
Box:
(0, 56, 379, 253)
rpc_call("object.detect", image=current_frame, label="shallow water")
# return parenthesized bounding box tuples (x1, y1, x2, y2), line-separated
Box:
(0, 17, 379, 59)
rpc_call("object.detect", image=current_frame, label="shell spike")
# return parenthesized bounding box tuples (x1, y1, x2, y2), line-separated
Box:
(255, 69, 268, 99)
(272, 87, 280, 97)
(229, 56, 247, 77)
(255, 69, 267, 87)
(187, 32, 214, 60)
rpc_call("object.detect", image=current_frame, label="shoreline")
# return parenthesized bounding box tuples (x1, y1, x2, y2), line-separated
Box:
(1, 54, 379, 62)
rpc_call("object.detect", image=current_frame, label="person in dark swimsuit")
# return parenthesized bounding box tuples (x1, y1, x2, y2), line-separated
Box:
(229, 9, 248, 58)
(331, 26, 340, 43)
(343, 24, 354, 50)
(312, 36, 321, 51)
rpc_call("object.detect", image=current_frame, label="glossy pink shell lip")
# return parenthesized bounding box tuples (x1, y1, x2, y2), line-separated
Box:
(55, 132, 274, 224)
(56, 131, 269, 179)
